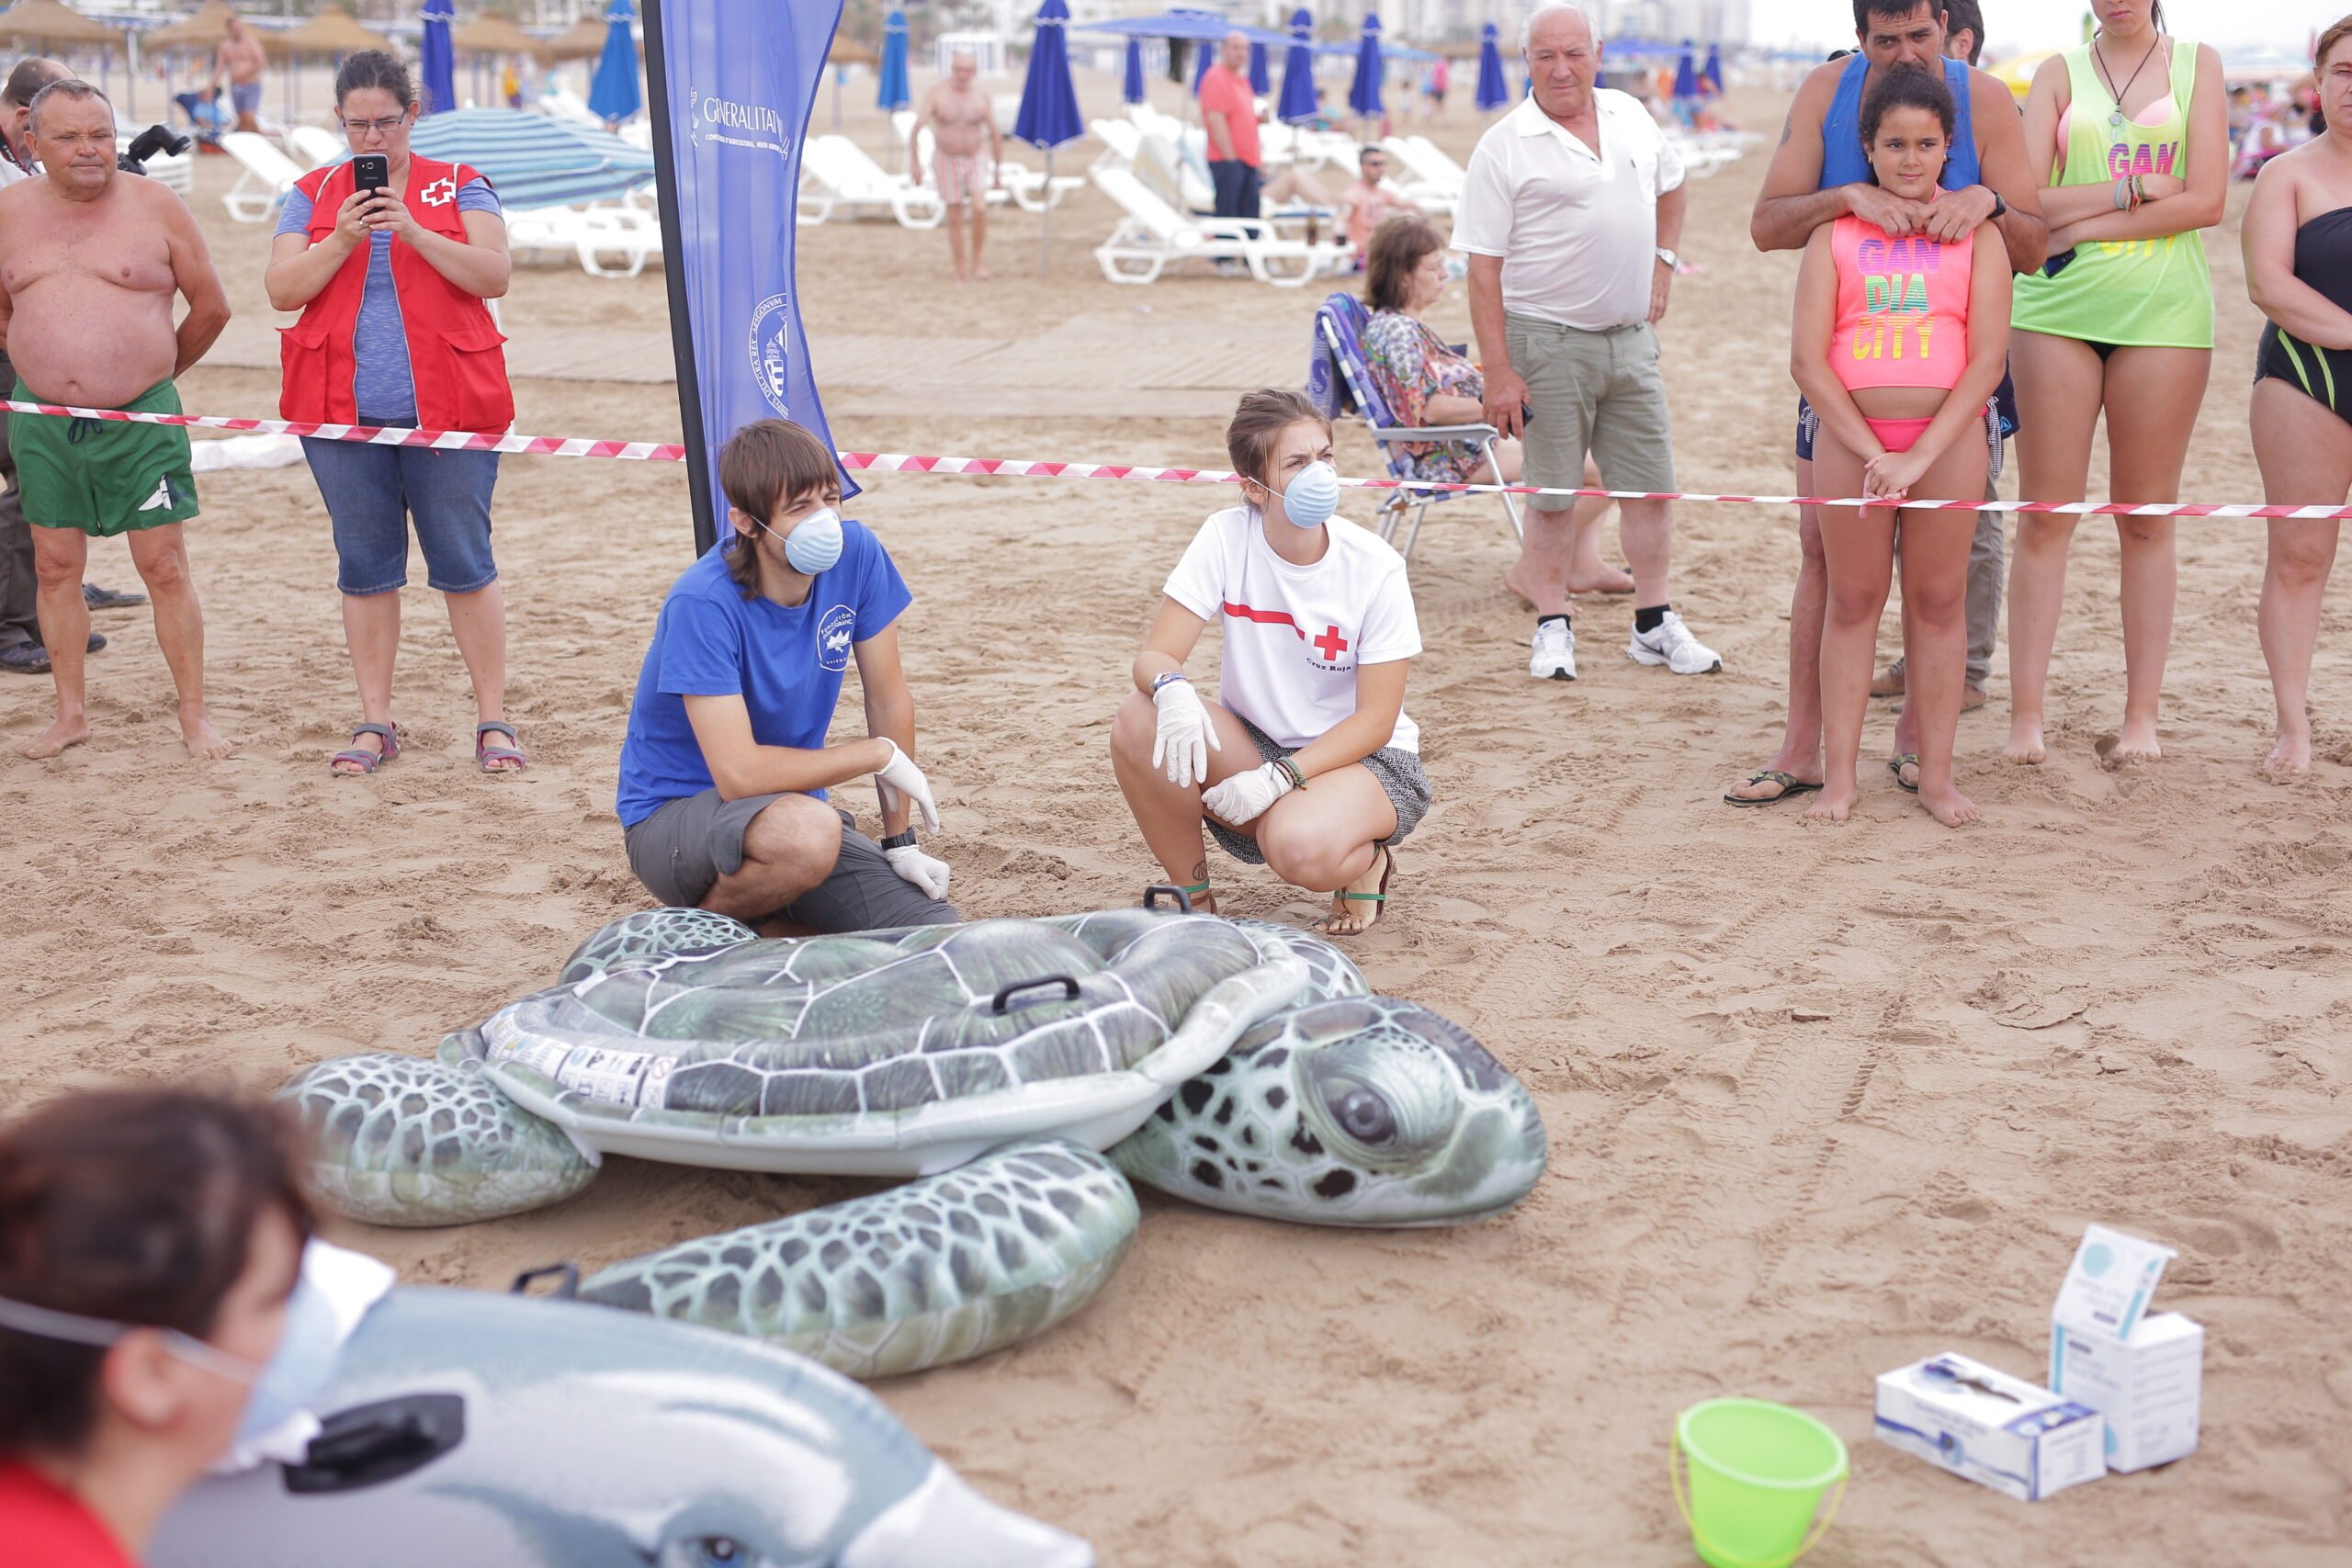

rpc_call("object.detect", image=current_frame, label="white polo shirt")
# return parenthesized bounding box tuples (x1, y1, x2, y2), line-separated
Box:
(1451, 89, 1683, 332)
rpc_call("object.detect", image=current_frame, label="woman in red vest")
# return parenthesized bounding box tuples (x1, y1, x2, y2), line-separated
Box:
(265, 50, 521, 777)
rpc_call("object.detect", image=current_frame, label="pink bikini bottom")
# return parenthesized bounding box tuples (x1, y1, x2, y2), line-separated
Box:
(1863, 416, 1935, 455)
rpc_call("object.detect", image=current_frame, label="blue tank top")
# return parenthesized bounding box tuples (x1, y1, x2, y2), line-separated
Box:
(1820, 53, 1980, 192)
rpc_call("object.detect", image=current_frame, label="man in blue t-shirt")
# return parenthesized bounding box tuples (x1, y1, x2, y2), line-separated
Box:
(616, 419, 956, 931)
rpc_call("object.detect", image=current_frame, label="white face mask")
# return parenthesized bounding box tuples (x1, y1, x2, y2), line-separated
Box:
(1269, 459, 1340, 530)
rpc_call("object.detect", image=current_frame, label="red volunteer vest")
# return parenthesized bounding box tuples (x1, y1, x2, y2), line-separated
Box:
(279, 153, 514, 433)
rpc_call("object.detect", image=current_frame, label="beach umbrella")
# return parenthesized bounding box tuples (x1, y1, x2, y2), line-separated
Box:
(1012, 0, 1084, 276)
(393, 107, 653, 209)
(876, 8, 910, 111)
(1672, 40, 1699, 99)
(1702, 41, 1724, 94)
(587, 0, 639, 126)
(1122, 34, 1145, 105)
(541, 17, 606, 62)
(829, 37, 876, 130)
(266, 6, 391, 120)
(1276, 6, 1316, 124)
(1249, 39, 1269, 95)
(1192, 33, 1211, 95)
(419, 0, 455, 118)
(1348, 12, 1383, 126)
(1475, 20, 1507, 112)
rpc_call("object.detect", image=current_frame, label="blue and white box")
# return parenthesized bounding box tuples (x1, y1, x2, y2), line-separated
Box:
(2049, 1224, 2202, 1472)
(1874, 1353, 2106, 1501)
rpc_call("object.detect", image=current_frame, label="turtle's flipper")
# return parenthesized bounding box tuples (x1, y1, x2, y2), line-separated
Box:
(578, 1138, 1138, 1380)
(279, 1051, 598, 1227)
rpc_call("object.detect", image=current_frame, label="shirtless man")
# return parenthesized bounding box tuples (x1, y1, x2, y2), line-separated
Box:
(911, 51, 1001, 283)
(0, 82, 232, 759)
(209, 15, 266, 135)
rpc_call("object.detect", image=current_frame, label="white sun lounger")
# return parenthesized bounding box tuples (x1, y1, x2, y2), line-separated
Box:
(1091, 166, 1340, 287)
(504, 205, 662, 278)
(220, 130, 305, 222)
(286, 125, 344, 170)
(797, 134, 944, 229)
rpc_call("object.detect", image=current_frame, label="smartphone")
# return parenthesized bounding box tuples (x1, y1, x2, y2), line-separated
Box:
(351, 153, 390, 197)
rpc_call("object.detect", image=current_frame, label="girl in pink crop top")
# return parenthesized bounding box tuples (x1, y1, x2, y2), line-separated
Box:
(1788, 68, 2013, 830)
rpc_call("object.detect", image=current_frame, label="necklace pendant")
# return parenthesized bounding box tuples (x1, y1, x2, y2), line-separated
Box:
(2109, 110, 2124, 128)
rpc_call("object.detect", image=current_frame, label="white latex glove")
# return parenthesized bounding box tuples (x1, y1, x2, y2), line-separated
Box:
(1150, 677, 1221, 788)
(873, 739, 942, 834)
(1200, 760, 1295, 827)
(885, 843, 953, 900)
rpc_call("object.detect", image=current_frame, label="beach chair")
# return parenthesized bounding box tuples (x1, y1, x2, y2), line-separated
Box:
(1383, 135, 1467, 200)
(1092, 167, 1339, 287)
(797, 134, 944, 229)
(504, 205, 662, 278)
(219, 130, 305, 222)
(286, 124, 344, 169)
(1309, 291, 1521, 562)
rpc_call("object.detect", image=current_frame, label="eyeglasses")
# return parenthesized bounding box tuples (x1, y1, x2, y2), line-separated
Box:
(340, 116, 408, 135)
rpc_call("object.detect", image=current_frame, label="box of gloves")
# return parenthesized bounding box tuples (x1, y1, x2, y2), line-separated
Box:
(2047, 1224, 2203, 1473)
(1874, 1352, 2106, 1501)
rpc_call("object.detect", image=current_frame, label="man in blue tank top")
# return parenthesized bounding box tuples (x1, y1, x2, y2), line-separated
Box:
(1725, 0, 2048, 809)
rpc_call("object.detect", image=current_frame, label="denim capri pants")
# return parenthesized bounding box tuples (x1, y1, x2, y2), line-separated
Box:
(302, 436, 501, 596)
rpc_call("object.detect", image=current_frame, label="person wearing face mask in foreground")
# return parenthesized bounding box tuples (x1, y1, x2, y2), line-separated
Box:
(616, 418, 956, 936)
(1110, 389, 1429, 938)
(0, 1088, 319, 1568)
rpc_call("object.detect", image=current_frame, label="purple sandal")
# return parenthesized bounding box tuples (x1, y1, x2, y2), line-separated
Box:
(332, 722, 400, 776)
(476, 720, 526, 773)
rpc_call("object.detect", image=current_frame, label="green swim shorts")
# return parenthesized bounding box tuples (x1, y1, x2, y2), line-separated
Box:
(10, 378, 198, 537)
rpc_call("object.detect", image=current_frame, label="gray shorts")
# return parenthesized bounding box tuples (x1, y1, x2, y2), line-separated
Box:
(623, 788, 957, 933)
(1206, 713, 1431, 866)
(1506, 313, 1674, 508)
(231, 82, 262, 116)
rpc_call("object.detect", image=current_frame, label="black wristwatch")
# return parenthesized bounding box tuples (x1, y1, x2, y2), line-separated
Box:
(1986, 188, 2008, 221)
(879, 830, 918, 852)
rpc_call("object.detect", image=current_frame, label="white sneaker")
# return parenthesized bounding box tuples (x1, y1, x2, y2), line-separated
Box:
(1529, 617, 1577, 681)
(1627, 610, 1722, 674)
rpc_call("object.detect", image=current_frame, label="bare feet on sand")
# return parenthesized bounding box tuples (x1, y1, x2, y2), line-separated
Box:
(2003, 718, 2046, 765)
(1918, 782, 1981, 827)
(2099, 717, 2162, 768)
(2262, 728, 2313, 779)
(179, 703, 234, 761)
(19, 714, 89, 759)
(1563, 565, 1636, 595)
(1802, 784, 1859, 824)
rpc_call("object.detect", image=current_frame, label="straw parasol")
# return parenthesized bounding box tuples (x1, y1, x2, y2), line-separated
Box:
(453, 15, 536, 58)
(144, 0, 235, 52)
(0, 0, 124, 51)
(264, 6, 390, 59)
(540, 17, 608, 62)
(830, 38, 878, 67)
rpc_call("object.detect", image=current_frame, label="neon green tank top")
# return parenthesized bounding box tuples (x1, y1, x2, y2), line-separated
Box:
(2010, 38, 2212, 349)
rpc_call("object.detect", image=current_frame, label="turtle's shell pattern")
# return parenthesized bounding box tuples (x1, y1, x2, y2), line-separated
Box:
(483, 915, 1267, 1122)
(558, 908, 758, 986)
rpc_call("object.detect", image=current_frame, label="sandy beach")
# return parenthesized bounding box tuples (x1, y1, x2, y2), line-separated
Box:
(1, 74, 2346, 1565)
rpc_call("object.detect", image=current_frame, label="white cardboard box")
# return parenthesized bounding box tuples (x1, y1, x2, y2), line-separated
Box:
(1874, 1353, 2107, 1502)
(2048, 1224, 2203, 1473)
(2051, 1310, 2204, 1472)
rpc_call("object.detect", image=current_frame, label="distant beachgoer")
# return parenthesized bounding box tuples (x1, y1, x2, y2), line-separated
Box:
(1791, 69, 2009, 826)
(266, 51, 518, 778)
(209, 15, 266, 134)
(0, 79, 232, 761)
(1457, 4, 1721, 685)
(1339, 144, 1420, 258)
(1201, 31, 1261, 221)
(0, 1087, 312, 1567)
(2006, 0, 2224, 768)
(912, 50, 1002, 284)
(1110, 389, 1427, 936)
(616, 418, 956, 935)
(1426, 57, 1449, 120)
(1732, 0, 2045, 807)
(2242, 17, 2352, 777)
(1357, 214, 1630, 636)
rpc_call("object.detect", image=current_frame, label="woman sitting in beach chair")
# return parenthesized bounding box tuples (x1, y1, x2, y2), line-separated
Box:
(1109, 389, 1429, 936)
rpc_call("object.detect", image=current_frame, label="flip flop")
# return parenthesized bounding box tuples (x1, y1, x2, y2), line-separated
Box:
(1724, 769, 1822, 807)
(1887, 753, 1921, 795)
(331, 722, 399, 776)
(1328, 845, 1394, 937)
(476, 720, 526, 774)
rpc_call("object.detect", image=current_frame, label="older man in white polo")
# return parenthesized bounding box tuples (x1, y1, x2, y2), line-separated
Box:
(1455, 3, 1719, 682)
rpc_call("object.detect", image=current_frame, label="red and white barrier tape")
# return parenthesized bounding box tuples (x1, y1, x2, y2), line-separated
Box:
(10, 399, 2351, 520)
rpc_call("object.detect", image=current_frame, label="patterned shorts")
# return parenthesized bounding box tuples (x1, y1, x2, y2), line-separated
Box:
(935, 154, 983, 208)
(1205, 712, 1431, 867)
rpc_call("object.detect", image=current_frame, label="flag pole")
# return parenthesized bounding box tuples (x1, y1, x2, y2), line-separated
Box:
(638, 0, 718, 557)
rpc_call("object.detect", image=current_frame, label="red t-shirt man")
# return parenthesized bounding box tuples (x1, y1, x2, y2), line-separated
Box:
(1199, 62, 1261, 168)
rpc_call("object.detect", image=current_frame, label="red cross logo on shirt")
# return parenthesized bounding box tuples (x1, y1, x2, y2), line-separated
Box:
(420, 176, 458, 207)
(1312, 625, 1349, 660)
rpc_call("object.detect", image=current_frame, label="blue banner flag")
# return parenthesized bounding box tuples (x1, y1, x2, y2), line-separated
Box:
(643, 0, 854, 556)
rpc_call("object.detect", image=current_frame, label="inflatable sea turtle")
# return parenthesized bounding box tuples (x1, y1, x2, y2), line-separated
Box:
(282, 897, 1548, 1379)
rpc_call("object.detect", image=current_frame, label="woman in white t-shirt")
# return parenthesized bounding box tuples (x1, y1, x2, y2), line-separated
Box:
(1111, 389, 1430, 936)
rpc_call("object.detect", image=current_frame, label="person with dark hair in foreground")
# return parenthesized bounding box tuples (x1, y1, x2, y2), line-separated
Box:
(0, 1088, 313, 1567)
(616, 418, 956, 935)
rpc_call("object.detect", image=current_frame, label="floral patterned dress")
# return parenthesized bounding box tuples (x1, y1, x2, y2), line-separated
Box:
(1361, 309, 1490, 485)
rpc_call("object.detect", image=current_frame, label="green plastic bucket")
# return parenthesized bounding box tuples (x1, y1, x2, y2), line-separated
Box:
(1670, 1399, 1849, 1568)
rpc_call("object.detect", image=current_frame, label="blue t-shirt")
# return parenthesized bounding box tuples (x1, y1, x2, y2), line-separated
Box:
(1819, 54, 1979, 192)
(277, 175, 503, 423)
(615, 521, 911, 827)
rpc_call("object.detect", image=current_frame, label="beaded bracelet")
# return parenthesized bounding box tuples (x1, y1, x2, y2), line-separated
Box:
(1274, 754, 1308, 791)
